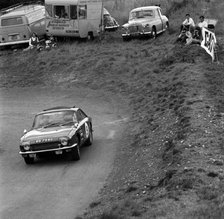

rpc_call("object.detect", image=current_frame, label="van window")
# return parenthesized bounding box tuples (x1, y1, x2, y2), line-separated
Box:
(45, 4, 53, 17)
(1, 17, 23, 26)
(70, 5, 77, 19)
(78, 5, 87, 19)
(54, 5, 69, 19)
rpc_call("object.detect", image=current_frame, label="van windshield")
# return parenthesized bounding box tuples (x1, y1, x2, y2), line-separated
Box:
(1, 17, 23, 26)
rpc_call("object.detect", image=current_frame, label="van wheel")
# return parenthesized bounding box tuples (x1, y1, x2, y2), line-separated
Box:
(87, 32, 94, 41)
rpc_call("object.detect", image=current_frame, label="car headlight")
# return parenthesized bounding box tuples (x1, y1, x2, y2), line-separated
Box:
(21, 142, 30, 151)
(60, 137, 68, 146)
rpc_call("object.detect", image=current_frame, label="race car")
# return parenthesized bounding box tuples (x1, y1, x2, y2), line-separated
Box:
(19, 106, 93, 164)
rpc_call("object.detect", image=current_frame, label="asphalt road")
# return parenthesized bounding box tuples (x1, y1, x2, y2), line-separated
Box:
(0, 87, 128, 219)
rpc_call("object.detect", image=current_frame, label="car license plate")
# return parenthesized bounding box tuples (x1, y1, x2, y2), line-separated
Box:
(9, 35, 20, 41)
(29, 154, 36, 158)
(55, 150, 62, 155)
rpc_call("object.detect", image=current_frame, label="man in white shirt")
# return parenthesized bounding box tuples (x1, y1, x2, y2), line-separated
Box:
(181, 13, 195, 32)
(197, 15, 208, 28)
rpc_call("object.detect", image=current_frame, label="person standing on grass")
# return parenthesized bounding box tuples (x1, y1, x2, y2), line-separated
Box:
(181, 13, 195, 33)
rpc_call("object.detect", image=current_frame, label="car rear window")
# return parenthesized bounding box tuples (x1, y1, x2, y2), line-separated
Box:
(1, 17, 23, 26)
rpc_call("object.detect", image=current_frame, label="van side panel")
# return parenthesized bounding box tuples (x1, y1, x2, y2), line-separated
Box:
(45, 0, 103, 38)
(78, 1, 103, 38)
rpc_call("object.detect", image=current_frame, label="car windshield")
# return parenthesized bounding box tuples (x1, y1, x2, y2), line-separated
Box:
(33, 110, 77, 129)
(129, 10, 153, 20)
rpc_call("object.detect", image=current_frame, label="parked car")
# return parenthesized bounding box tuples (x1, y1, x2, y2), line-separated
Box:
(0, 2, 46, 48)
(122, 6, 169, 41)
(103, 8, 119, 31)
(19, 106, 93, 164)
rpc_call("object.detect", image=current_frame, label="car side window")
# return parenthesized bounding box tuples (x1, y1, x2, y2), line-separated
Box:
(79, 109, 87, 119)
(76, 110, 83, 122)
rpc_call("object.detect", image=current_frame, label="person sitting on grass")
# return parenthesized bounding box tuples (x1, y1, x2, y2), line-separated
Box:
(29, 32, 39, 49)
(197, 15, 208, 29)
(194, 15, 208, 40)
(181, 13, 195, 33)
(24, 32, 40, 51)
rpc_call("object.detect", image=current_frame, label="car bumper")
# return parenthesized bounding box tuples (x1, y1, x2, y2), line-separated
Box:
(122, 31, 152, 37)
(19, 143, 77, 156)
(105, 25, 119, 31)
(0, 40, 29, 47)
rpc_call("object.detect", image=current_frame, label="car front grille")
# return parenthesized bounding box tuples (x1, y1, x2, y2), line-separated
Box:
(129, 25, 143, 33)
(30, 142, 60, 151)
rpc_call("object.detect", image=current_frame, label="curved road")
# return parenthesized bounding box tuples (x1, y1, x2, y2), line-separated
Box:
(0, 87, 128, 219)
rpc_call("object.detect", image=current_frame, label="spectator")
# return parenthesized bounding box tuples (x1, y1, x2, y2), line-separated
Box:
(29, 32, 39, 48)
(24, 32, 40, 51)
(197, 15, 208, 28)
(181, 13, 195, 33)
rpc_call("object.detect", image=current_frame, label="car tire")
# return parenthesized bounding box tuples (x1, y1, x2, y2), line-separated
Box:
(71, 144, 80, 161)
(85, 127, 93, 146)
(24, 156, 34, 164)
(151, 27, 157, 39)
(122, 36, 130, 42)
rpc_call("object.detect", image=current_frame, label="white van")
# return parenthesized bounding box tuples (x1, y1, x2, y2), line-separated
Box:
(45, 0, 103, 39)
(0, 3, 46, 47)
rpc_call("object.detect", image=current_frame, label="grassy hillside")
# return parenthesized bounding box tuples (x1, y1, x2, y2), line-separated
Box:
(1, 0, 224, 218)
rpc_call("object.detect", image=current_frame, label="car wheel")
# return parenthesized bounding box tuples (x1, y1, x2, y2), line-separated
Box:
(122, 36, 130, 42)
(24, 156, 34, 164)
(85, 127, 93, 146)
(151, 27, 157, 39)
(71, 145, 80, 161)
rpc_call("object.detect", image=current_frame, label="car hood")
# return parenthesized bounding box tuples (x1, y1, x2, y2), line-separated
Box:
(21, 126, 75, 143)
(123, 18, 153, 27)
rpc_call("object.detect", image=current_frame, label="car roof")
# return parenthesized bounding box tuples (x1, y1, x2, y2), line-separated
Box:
(46, 0, 79, 5)
(130, 6, 160, 13)
(37, 107, 79, 115)
(1, 4, 44, 18)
